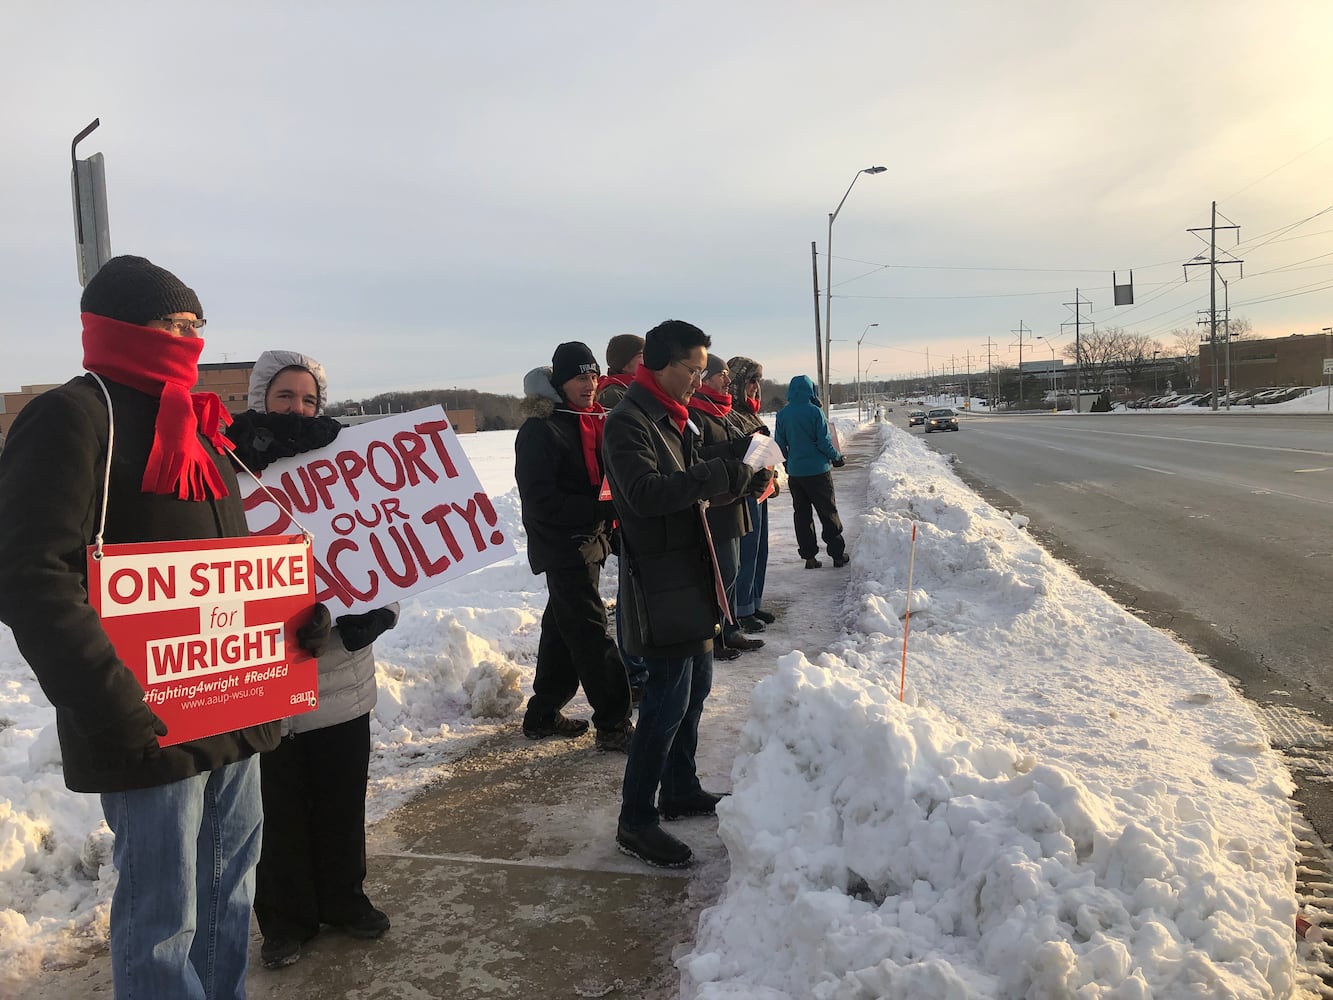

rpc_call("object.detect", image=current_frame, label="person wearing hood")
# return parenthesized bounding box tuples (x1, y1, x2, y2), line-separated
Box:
(773, 374, 849, 569)
(229, 350, 399, 970)
(727, 356, 778, 631)
(0, 257, 330, 999)
(514, 342, 634, 752)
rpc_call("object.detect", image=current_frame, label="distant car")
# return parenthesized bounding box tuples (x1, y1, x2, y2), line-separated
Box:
(908, 410, 927, 426)
(924, 407, 959, 433)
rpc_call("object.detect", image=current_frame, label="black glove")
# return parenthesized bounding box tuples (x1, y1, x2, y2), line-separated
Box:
(336, 607, 396, 652)
(832, 456, 846, 469)
(296, 603, 333, 657)
(723, 459, 754, 498)
(749, 468, 773, 497)
(227, 411, 342, 472)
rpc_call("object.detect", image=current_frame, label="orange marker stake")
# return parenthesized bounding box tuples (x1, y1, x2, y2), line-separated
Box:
(899, 522, 917, 702)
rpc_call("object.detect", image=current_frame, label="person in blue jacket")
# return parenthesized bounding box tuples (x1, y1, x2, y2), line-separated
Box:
(773, 375, 849, 569)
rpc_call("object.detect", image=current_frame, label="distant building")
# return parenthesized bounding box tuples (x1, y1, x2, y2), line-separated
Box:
(1198, 331, 1331, 391)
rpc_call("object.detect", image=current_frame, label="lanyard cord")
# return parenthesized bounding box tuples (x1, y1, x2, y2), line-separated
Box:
(86, 373, 315, 557)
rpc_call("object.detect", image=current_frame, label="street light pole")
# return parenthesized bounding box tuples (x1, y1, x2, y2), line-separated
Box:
(1323, 326, 1332, 412)
(1221, 275, 1232, 410)
(857, 322, 878, 421)
(1035, 336, 1057, 412)
(824, 165, 886, 416)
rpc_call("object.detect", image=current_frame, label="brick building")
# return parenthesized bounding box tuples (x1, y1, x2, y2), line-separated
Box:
(1198, 331, 1332, 391)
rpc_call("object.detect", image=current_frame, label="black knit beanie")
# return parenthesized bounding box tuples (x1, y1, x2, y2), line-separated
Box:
(605, 334, 645, 375)
(704, 354, 727, 378)
(80, 255, 204, 325)
(550, 341, 600, 388)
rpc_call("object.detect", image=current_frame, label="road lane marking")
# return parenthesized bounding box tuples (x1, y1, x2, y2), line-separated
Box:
(1133, 465, 1177, 475)
(1294, 468, 1332, 474)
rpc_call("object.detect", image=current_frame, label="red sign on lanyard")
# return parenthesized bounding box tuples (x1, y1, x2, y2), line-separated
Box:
(87, 534, 319, 747)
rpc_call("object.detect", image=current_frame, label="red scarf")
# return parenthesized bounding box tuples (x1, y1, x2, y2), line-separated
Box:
(562, 400, 606, 487)
(633, 364, 690, 434)
(688, 384, 732, 418)
(82, 313, 235, 501)
(743, 396, 760, 414)
(599, 372, 632, 391)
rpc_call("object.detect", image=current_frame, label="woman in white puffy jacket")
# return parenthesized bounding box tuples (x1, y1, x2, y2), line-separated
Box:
(230, 350, 399, 970)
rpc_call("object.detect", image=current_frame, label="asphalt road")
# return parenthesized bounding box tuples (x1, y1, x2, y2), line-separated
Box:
(915, 408, 1333, 838)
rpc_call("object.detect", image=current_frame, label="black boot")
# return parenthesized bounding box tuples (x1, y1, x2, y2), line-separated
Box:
(616, 822, 693, 868)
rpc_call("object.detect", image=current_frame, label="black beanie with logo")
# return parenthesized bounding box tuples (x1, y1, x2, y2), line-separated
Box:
(550, 341, 600, 388)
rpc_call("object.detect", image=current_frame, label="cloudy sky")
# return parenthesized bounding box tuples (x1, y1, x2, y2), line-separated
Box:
(4, 2, 1332, 401)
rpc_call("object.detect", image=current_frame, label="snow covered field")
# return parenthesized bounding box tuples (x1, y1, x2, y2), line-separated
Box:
(0, 413, 1317, 997)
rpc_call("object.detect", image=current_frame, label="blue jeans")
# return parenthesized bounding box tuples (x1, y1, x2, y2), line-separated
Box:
(101, 757, 262, 1000)
(714, 534, 742, 640)
(735, 496, 769, 618)
(619, 650, 713, 828)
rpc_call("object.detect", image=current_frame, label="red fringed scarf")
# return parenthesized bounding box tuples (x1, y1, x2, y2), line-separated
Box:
(633, 364, 690, 434)
(562, 401, 607, 487)
(82, 313, 235, 501)
(687, 383, 732, 418)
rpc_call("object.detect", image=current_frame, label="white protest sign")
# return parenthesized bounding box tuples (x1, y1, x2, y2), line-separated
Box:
(239, 406, 514, 616)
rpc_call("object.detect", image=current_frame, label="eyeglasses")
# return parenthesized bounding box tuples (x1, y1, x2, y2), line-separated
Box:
(673, 360, 705, 382)
(747, 376, 762, 384)
(157, 316, 207, 333)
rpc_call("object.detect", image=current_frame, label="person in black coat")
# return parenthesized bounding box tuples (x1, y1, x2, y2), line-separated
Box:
(514, 342, 634, 751)
(602, 320, 769, 868)
(688, 352, 764, 659)
(0, 256, 328, 999)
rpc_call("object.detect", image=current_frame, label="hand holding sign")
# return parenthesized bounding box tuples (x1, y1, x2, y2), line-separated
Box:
(239, 407, 515, 616)
(742, 433, 784, 472)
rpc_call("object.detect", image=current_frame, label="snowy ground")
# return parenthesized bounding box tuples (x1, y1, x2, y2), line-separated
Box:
(0, 411, 1320, 997)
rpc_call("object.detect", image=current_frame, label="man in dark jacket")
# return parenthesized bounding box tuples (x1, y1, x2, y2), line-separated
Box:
(602, 320, 769, 868)
(514, 342, 634, 751)
(0, 256, 326, 998)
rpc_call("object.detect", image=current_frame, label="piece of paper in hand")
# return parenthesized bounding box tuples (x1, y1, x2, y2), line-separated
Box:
(743, 434, 784, 470)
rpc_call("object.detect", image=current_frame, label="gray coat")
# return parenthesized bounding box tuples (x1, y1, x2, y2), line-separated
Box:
(288, 604, 398, 734)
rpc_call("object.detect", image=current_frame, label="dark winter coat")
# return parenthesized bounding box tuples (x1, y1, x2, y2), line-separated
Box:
(0, 375, 281, 793)
(514, 367, 616, 575)
(602, 382, 754, 658)
(774, 375, 843, 476)
(691, 406, 752, 541)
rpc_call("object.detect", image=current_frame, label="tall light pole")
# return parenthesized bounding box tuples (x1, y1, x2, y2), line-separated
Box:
(1152, 350, 1160, 395)
(1323, 326, 1332, 412)
(824, 165, 886, 415)
(1035, 336, 1057, 408)
(1220, 275, 1233, 410)
(857, 322, 878, 421)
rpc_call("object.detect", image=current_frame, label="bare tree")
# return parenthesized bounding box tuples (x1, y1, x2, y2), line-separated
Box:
(1224, 315, 1253, 342)
(1168, 327, 1200, 386)
(1119, 331, 1160, 386)
(1062, 326, 1122, 390)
